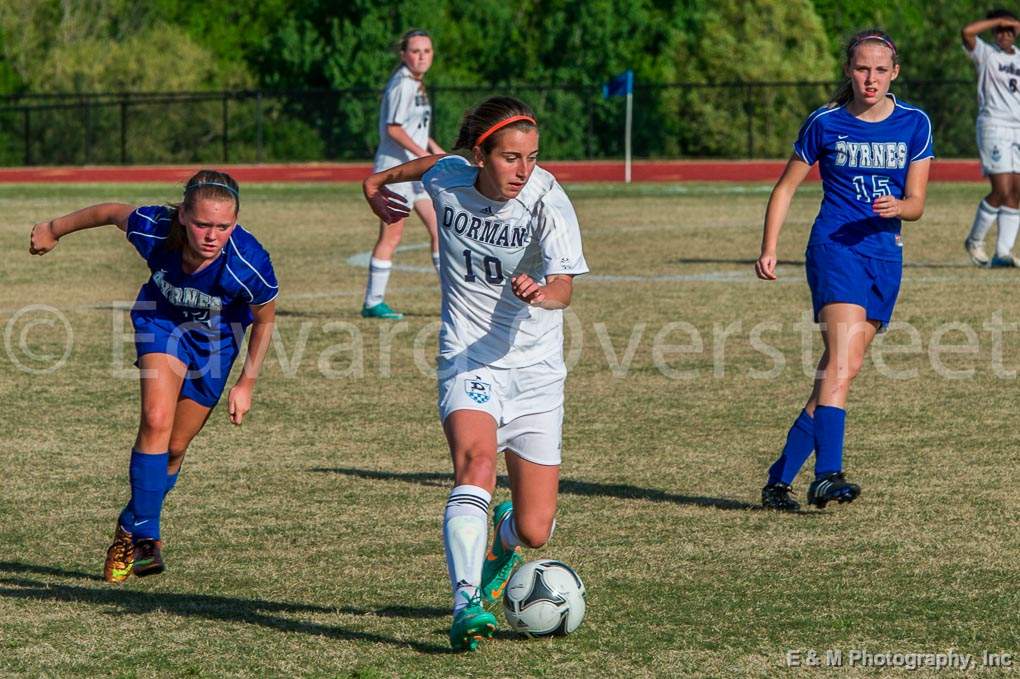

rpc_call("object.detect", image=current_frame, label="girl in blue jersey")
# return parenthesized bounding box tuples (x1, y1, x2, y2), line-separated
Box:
(28, 170, 278, 580)
(755, 30, 933, 510)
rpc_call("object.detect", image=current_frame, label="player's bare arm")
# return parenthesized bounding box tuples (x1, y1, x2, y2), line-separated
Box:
(756, 156, 813, 281)
(363, 154, 445, 223)
(511, 273, 574, 310)
(228, 299, 276, 426)
(872, 158, 932, 220)
(961, 17, 1020, 51)
(427, 137, 446, 154)
(29, 203, 135, 255)
(386, 123, 430, 157)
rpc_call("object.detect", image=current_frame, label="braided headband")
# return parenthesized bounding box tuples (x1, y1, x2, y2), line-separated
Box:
(475, 115, 537, 147)
(185, 181, 239, 200)
(849, 34, 897, 55)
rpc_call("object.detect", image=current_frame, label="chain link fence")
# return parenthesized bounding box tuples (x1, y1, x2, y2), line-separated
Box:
(0, 80, 977, 166)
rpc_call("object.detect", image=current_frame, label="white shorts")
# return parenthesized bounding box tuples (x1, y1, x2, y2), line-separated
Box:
(977, 123, 1020, 175)
(437, 356, 566, 466)
(387, 180, 428, 206)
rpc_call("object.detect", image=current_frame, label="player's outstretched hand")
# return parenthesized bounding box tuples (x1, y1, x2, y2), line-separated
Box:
(29, 221, 58, 255)
(872, 195, 901, 218)
(227, 383, 252, 426)
(365, 185, 411, 224)
(511, 274, 547, 305)
(755, 252, 778, 280)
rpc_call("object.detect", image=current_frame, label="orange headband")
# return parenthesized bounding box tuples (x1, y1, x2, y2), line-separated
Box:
(474, 115, 537, 147)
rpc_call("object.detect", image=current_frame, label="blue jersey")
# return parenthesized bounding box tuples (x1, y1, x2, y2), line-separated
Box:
(794, 95, 934, 260)
(126, 205, 278, 344)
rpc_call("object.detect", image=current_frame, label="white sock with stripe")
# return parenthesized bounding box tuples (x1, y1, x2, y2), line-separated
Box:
(443, 485, 490, 614)
(968, 199, 997, 243)
(432, 251, 440, 275)
(364, 257, 392, 307)
(996, 207, 1020, 257)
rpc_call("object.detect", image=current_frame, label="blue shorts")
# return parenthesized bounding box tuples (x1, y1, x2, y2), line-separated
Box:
(133, 313, 240, 408)
(805, 243, 902, 329)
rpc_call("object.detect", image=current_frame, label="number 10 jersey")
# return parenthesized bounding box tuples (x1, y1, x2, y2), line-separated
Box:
(422, 155, 589, 369)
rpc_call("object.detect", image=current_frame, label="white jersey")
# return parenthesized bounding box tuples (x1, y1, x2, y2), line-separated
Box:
(374, 65, 432, 171)
(422, 155, 589, 369)
(967, 37, 1020, 127)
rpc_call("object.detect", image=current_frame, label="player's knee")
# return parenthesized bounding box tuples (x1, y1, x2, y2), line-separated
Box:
(139, 405, 174, 436)
(456, 446, 496, 486)
(516, 518, 554, 549)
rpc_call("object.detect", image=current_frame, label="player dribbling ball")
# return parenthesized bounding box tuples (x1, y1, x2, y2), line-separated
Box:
(363, 96, 589, 651)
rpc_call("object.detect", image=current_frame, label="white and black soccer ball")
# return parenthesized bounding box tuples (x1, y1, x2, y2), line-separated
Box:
(502, 559, 586, 637)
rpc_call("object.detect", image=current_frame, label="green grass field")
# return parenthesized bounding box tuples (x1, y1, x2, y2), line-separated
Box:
(1, 181, 1017, 677)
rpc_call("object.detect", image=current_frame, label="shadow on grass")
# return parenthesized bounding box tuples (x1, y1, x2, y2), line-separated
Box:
(0, 563, 452, 654)
(310, 467, 758, 511)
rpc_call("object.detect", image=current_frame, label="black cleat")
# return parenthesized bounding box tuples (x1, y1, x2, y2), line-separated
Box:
(761, 483, 800, 511)
(807, 472, 860, 509)
(132, 539, 165, 577)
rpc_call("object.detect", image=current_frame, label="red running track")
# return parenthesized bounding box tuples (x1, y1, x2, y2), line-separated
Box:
(0, 159, 985, 183)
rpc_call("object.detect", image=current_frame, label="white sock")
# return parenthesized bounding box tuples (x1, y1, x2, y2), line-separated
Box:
(498, 512, 522, 551)
(968, 199, 998, 243)
(443, 485, 490, 613)
(364, 257, 392, 307)
(432, 251, 440, 276)
(996, 207, 1020, 257)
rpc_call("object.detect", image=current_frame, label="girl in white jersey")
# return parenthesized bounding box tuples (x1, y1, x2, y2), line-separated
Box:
(962, 10, 1020, 267)
(361, 29, 446, 320)
(363, 96, 588, 651)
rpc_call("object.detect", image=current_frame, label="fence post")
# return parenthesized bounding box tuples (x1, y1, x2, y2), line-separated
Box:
(82, 97, 91, 165)
(120, 98, 129, 164)
(222, 94, 229, 164)
(256, 90, 263, 163)
(23, 108, 31, 166)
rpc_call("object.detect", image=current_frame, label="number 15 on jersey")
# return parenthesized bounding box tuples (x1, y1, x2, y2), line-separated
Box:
(852, 175, 890, 202)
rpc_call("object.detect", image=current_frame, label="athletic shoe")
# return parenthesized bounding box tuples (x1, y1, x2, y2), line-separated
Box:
(448, 591, 497, 651)
(361, 302, 403, 320)
(103, 525, 134, 584)
(761, 483, 800, 511)
(480, 501, 523, 606)
(807, 472, 861, 509)
(132, 539, 165, 577)
(965, 238, 990, 267)
(989, 253, 1020, 268)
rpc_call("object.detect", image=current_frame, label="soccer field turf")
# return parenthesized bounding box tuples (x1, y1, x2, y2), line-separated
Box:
(0, 182, 1016, 677)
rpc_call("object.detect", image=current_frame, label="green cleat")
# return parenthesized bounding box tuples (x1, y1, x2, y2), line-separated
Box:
(449, 591, 497, 651)
(361, 302, 403, 320)
(480, 501, 523, 607)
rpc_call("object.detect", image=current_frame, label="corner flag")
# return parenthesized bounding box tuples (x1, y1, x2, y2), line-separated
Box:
(603, 70, 634, 183)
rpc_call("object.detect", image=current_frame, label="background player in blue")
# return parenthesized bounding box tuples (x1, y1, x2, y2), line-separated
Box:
(754, 31, 933, 510)
(28, 170, 278, 581)
(362, 96, 588, 650)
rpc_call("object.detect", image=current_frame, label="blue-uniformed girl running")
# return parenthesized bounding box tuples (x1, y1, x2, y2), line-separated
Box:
(29, 170, 278, 580)
(755, 30, 934, 510)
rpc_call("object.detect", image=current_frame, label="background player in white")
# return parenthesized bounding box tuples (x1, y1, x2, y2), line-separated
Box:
(962, 10, 1020, 267)
(362, 96, 588, 651)
(361, 28, 445, 319)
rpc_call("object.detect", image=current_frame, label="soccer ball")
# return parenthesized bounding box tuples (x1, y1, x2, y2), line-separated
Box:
(502, 559, 586, 637)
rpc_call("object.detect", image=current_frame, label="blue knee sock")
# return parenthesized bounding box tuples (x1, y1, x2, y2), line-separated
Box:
(767, 409, 814, 485)
(119, 467, 180, 531)
(128, 450, 170, 541)
(813, 406, 846, 477)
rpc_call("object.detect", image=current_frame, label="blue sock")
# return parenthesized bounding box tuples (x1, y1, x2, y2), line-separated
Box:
(118, 467, 180, 530)
(813, 406, 846, 477)
(767, 409, 814, 485)
(128, 450, 169, 541)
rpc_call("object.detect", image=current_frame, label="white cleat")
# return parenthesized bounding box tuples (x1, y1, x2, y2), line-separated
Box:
(965, 238, 990, 267)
